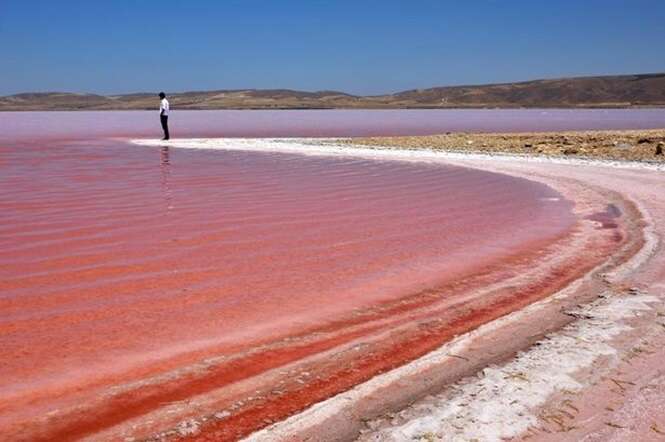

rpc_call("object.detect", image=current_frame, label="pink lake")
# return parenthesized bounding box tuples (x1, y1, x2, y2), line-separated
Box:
(1, 108, 665, 142)
(0, 111, 584, 440)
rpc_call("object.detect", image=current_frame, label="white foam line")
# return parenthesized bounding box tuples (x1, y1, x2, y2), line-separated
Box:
(131, 138, 665, 172)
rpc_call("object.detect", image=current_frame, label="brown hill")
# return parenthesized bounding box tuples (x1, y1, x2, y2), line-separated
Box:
(381, 73, 665, 107)
(0, 92, 114, 110)
(1, 73, 664, 111)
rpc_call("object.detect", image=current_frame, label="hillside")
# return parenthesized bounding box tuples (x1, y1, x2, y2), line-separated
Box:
(383, 73, 665, 107)
(1, 73, 664, 111)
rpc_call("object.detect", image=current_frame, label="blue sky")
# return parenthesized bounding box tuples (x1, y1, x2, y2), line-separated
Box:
(1, 0, 664, 95)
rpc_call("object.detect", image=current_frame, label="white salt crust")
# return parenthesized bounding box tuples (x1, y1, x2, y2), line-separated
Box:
(131, 138, 665, 172)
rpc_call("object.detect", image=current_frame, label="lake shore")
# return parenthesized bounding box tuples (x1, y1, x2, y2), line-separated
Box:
(239, 138, 665, 441)
(128, 137, 664, 441)
(338, 128, 665, 162)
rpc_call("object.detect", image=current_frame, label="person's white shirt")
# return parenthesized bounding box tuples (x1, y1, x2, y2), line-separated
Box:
(160, 98, 170, 116)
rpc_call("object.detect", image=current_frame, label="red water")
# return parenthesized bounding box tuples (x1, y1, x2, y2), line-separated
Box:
(0, 132, 576, 438)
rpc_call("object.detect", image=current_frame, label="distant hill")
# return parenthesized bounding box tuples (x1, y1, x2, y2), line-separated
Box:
(384, 73, 665, 108)
(2, 73, 664, 111)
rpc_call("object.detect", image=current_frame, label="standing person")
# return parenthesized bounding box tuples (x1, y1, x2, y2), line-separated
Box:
(159, 92, 170, 140)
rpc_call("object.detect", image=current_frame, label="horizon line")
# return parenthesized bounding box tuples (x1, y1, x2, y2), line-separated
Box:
(4, 71, 665, 99)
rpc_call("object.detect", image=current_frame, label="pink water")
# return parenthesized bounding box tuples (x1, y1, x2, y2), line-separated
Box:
(1, 108, 664, 142)
(0, 113, 579, 438)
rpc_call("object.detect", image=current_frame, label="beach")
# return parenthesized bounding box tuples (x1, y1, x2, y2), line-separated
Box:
(1, 121, 664, 441)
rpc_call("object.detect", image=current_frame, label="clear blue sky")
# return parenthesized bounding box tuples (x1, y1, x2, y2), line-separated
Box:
(1, 0, 664, 96)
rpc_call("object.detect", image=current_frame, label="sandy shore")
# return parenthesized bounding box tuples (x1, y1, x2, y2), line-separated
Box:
(128, 136, 664, 441)
(338, 129, 665, 163)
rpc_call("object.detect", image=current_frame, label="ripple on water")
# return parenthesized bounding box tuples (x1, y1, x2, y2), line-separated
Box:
(0, 138, 576, 437)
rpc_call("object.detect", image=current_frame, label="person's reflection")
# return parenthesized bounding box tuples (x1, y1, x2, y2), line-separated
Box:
(160, 146, 174, 211)
(161, 146, 170, 166)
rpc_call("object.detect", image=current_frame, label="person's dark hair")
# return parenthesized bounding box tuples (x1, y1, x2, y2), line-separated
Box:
(159, 92, 166, 99)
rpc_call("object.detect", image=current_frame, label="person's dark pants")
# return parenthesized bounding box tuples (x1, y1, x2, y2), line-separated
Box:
(160, 115, 170, 140)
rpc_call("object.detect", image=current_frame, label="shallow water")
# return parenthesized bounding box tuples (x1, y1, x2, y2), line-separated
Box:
(0, 110, 592, 437)
(0, 134, 575, 427)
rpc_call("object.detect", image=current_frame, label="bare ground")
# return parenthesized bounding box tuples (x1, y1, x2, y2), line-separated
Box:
(339, 129, 665, 162)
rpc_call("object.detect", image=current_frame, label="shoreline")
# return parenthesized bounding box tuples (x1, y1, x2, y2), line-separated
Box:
(244, 140, 664, 442)
(3, 135, 662, 441)
(338, 129, 665, 163)
(133, 128, 665, 169)
(130, 137, 663, 441)
(346, 149, 664, 442)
